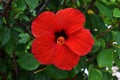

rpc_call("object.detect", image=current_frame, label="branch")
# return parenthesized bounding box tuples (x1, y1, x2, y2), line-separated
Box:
(12, 52, 18, 79)
(61, 0, 66, 6)
(37, 0, 51, 15)
(16, 20, 33, 37)
(96, 26, 114, 39)
(72, 0, 75, 4)
(0, 50, 2, 57)
(0, 71, 6, 80)
(86, 0, 96, 10)
(30, 0, 51, 24)
(0, 0, 13, 17)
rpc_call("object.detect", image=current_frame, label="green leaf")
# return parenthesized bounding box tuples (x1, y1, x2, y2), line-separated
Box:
(91, 38, 101, 53)
(76, 0, 80, 7)
(18, 71, 31, 80)
(76, 72, 88, 80)
(112, 31, 120, 44)
(69, 61, 81, 78)
(14, 0, 26, 12)
(11, 28, 19, 45)
(95, 2, 113, 18)
(115, 56, 120, 69)
(45, 65, 69, 79)
(7, 72, 13, 80)
(0, 27, 11, 46)
(113, 8, 120, 17)
(4, 28, 17, 55)
(97, 49, 113, 68)
(112, 31, 120, 55)
(46, 0, 61, 10)
(103, 32, 113, 42)
(0, 59, 7, 73)
(24, 0, 39, 10)
(21, 15, 30, 21)
(102, 71, 112, 80)
(0, 3, 3, 10)
(0, 18, 3, 29)
(14, 27, 24, 33)
(18, 33, 30, 44)
(98, 38, 106, 49)
(34, 71, 51, 80)
(17, 54, 40, 71)
(89, 68, 103, 80)
(91, 14, 106, 33)
(5, 38, 15, 55)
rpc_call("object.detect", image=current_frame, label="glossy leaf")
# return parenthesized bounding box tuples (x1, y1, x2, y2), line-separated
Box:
(14, 0, 26, 12)
(0, 0, 119, 80)
(17, 54, 40, 71)
(45, 65, 69, 79)
(97, 49, 113, 68)
(89, 68, 103, 80)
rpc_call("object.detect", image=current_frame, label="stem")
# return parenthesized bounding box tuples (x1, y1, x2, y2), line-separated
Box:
(33, 67, 47, 74)
(112, 45, 120, 48)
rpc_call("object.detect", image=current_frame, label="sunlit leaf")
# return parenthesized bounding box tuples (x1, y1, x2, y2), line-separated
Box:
(18, 33, 30, 44)
(89, 68, 103, 80)
(113, 8, 120, 17)
(95, 2, 113, 18)
(97, 49, 113, 68)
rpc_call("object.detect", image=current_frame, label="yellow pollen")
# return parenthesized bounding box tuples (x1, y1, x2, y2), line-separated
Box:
(57, 36, 65, 45)
(87, 9, 94, 14)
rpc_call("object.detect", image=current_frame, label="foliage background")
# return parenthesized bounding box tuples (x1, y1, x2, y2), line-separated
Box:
(0, 0, 120, 80)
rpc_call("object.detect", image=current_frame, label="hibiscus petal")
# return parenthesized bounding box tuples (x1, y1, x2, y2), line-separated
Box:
(32, 36, 56, 64)
(65, 28, 94, 56)
(53, 45, 80, 70)
(32, 11, 59, 37)
(56, 8, 85, 34)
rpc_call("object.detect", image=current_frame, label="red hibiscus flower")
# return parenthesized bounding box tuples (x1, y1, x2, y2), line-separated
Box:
(31, 8, 94, 70)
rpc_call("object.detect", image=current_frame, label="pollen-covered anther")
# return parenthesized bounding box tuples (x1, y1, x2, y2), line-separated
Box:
(57, 36, 65, 45)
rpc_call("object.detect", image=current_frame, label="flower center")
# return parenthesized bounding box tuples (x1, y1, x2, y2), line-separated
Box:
(57, 36, 65, 45)
(54, 29, 68, 45)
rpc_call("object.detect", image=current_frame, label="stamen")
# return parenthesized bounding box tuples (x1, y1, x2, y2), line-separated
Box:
(57, 36, 65, 45)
